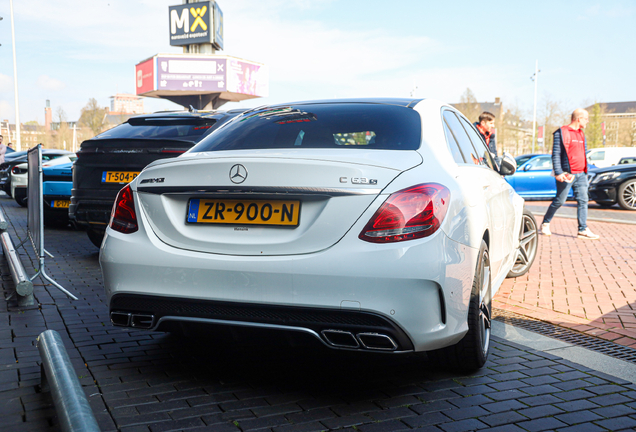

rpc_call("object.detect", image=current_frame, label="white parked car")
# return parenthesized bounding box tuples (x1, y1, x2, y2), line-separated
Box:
(11, 155, 77, 206)
(100, 99, 538, 370)
(587, 147, 636, 168)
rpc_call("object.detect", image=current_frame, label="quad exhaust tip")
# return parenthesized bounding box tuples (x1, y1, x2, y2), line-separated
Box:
(357, 333, 398, 351)
(321, 330, 359, 348)
(110, 312, 131, 327)
(110, 312, 155, 329)
(322, 329, 398, 351)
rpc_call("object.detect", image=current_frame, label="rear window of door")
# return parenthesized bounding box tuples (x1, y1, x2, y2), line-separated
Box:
(442, 111, 479, 165)
(442, 118, 466, 164)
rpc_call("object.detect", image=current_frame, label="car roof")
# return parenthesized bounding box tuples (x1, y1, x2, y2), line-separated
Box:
(266, 98, 424, 108)
(126, 109, 237, 121)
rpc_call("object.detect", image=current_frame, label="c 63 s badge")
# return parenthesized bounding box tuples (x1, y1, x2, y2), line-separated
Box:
(339, 177, 378, 185)
(140, 178, 165, 184)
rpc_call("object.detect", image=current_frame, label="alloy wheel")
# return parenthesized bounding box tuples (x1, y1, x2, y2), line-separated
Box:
(478, 251, 491, 356)
(620, 181, 636, 210)
(510, 213, 538, 275)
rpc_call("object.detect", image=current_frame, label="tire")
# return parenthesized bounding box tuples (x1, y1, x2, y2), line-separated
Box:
(87, 228, 104, 248)
(595, 201, 614, 208)
(617, 179, 636, 211)
(14, 190, 27, 207)
(506, 208, 539, 278)
(429, 240, 492, 371)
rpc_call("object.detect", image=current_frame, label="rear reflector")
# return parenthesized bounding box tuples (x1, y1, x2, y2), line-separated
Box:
(109, 184, 138, 234)
(359, 183, 450, 243)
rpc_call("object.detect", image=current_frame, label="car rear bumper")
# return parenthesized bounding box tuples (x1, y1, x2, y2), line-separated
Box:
(70, 200, 114, 231)
(100, 203, 478, 353)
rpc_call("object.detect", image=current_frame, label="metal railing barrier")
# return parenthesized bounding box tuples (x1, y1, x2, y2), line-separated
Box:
(0, 206, 34, 306)
(37, 329, 101, 432)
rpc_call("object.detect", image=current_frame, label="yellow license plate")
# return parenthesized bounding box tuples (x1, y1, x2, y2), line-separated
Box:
(187, 199, 300, 226)
(101, 171, 140, 183)
(52, 200, 70, 208)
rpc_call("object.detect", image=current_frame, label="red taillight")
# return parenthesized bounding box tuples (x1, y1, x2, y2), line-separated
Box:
(12, 166, 24, 175)
(109, 184, 138, 234)
(359, 183, 450, 243)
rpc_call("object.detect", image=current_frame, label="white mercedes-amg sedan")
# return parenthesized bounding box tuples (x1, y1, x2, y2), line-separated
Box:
(100, 99, 538, 370)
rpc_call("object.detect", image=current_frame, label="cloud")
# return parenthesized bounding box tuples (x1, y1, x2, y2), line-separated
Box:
(0, 75, 13, 93)
(0, 100, 13, 121)
(223, 5, 440, 88)
(36, 75, 66, 91)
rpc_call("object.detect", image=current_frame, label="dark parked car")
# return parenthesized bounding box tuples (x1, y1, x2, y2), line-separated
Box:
(588, 163, 636, 210)
(0, 149, 73, 195)
(70, 109, 245, 247)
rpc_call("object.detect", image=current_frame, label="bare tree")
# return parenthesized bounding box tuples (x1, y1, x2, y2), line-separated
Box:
(79, 98, 108, 137)
(585, 103, 606, 149)
(500, 101, 530, 156)
(455, 88, 481, 123)
(538, 94, 568, 152)
(54, 107, 70, 150)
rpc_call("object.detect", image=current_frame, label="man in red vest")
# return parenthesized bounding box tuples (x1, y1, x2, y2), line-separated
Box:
(541, 109, 599, 239)
(474, 112, 497, 156)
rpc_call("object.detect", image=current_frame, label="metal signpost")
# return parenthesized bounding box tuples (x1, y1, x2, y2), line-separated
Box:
(27, 145, 77, 300)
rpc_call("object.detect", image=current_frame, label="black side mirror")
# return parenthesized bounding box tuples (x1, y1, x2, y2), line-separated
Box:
(498, 152, 517, 176)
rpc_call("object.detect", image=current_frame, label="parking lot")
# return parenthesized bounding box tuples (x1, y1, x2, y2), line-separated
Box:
(2, 196, 636, 432)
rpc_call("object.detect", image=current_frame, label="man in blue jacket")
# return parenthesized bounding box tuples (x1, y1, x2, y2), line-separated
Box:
(541, 109, 599, 240)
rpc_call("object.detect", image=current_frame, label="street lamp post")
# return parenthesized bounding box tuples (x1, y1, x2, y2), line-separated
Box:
(530, 60, 540, 155)
(10, 0, 21, 151)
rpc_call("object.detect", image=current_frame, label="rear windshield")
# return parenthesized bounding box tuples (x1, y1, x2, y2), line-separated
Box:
(93, 118, 218, 142)
(190, 103, 421, 152)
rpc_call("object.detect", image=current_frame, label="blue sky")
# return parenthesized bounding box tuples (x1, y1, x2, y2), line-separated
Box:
(0, 0, 634, 124)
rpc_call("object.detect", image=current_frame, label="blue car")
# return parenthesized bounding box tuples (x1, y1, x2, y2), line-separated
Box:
(506, 154, 574, 200)
(43, 160, 73, 225)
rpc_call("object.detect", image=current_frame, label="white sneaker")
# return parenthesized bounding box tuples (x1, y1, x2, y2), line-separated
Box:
(578, 228, 600, 240)
(541, 223, 551, 236)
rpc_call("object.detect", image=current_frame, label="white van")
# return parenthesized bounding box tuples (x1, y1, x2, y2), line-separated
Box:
(587, 147, 636, 168)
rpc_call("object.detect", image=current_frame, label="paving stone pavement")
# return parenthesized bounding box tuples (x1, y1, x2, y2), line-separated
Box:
(495, 213, 636, 349)
(1, 197, 636, 431)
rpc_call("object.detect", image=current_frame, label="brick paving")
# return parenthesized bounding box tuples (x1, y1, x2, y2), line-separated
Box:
(1, 197, 636, 431)
(495, 213, 636, 348)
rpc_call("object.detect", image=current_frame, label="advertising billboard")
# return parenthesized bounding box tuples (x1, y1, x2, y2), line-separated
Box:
(226, 58, 269, 97)
(169, 1, 213, 46)
(135, 57, 155, 95)
(156, 56, 226, 92)
(213, 2, 224, 50)
(135, 54, 267, 108)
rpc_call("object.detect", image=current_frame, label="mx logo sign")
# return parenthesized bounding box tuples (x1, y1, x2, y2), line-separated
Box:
(169, 1, 212, 47)
(189, 6, 208, 32)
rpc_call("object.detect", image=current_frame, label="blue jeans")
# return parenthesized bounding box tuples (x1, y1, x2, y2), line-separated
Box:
(542, 172, 588, 232)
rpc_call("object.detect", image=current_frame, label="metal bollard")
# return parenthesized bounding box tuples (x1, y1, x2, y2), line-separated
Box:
(37, 330, 101, 432)
(0, 207, 34, 306)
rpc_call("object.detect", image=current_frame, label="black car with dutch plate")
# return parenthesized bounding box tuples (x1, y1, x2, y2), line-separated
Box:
(588, 161, 636, 210)
(70, 110, 245, 247)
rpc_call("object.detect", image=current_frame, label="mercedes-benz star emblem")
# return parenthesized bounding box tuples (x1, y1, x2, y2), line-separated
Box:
(229, 164, 248, 184)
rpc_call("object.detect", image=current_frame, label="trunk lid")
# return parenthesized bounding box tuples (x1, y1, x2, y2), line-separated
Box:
(135, 150, 422, 255)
